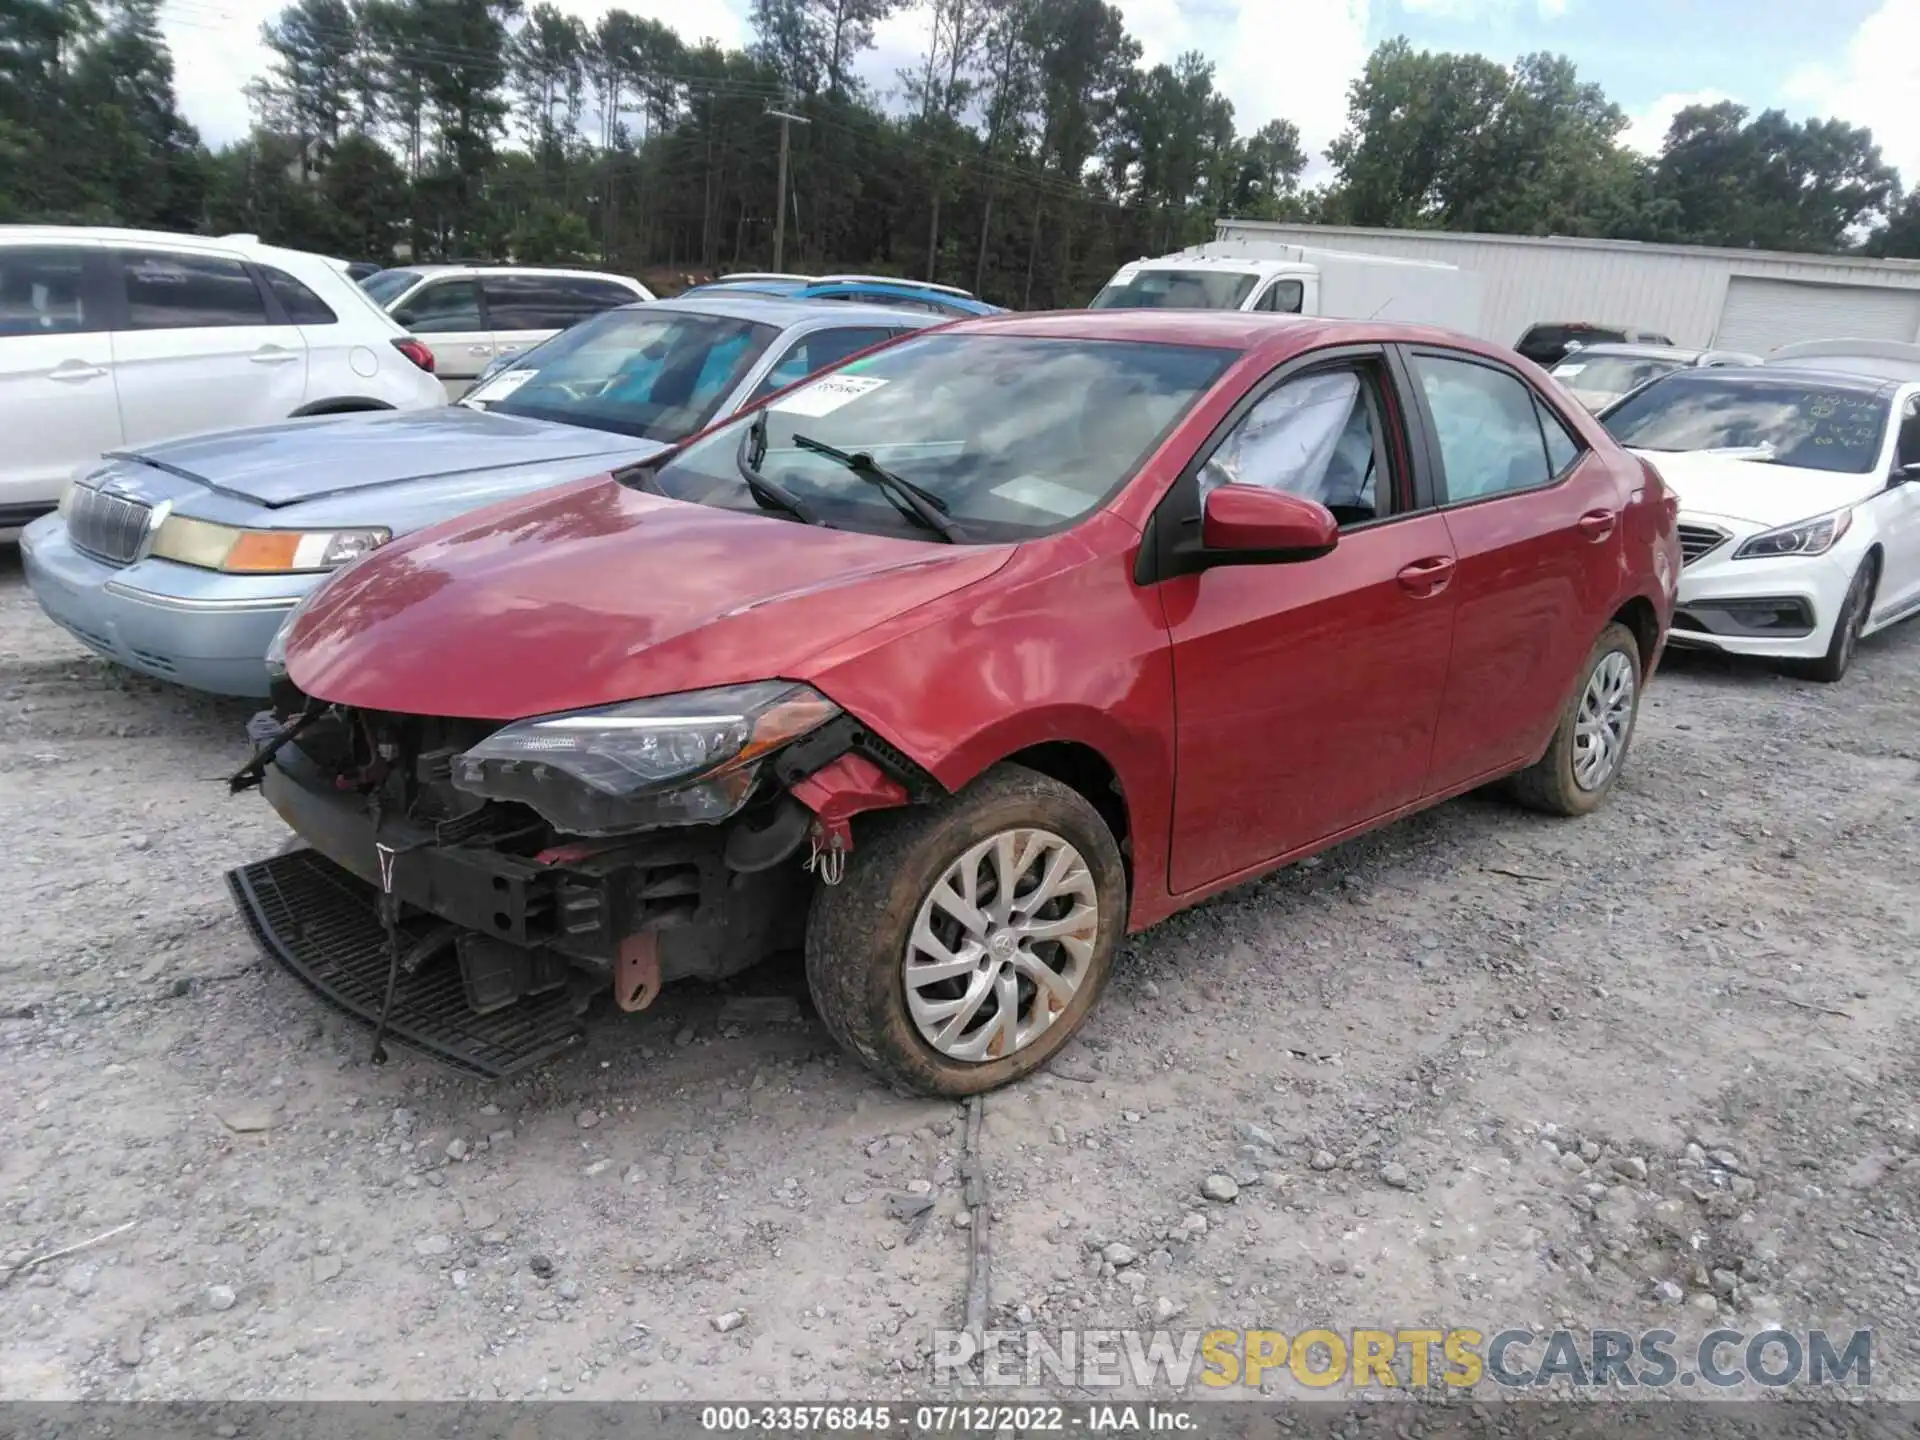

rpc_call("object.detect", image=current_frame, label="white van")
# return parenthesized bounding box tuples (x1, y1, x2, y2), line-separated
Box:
(1091, 241, 1483, 335)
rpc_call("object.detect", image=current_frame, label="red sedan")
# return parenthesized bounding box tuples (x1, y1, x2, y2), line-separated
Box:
(234, 310, 1680, 1094)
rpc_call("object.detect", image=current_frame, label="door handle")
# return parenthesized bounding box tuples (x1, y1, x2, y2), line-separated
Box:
(1396, 555, 1456, 597)
(48, 361, 107, 382)
(250, 347, 300, 364)
(498, 345, 520, 354)
(468, 345, 493, 355)
(1578, 509, 1618, 541)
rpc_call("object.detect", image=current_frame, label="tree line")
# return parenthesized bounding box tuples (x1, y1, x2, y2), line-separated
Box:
(5, 0, 1920, 309)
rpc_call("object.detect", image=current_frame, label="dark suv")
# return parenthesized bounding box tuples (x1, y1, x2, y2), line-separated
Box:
(1517, 322, 1673, 368)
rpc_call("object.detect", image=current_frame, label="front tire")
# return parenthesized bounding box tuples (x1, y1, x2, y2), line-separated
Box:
(1509, 621, 1642, 817)
(805, 764, 1125, 1095)
(1786, 554, 1876, 685)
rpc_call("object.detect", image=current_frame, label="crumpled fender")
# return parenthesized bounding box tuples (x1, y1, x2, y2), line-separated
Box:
(788, 752, 911, 854)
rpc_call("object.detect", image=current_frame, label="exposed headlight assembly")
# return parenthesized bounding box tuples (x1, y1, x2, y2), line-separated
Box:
(451, 681, 841, 836)
(263, 587, 320, 684)
(1732, 508, 1852, 560)
(150, 515, 389, 573)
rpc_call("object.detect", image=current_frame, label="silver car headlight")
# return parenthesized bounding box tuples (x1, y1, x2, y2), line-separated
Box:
(1732, 507, 1852, 560)
(451, 681, 840, 836)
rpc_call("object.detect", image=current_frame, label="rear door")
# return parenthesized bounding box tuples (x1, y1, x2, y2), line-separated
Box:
(483, 275, 639, 369)
(0, 242, 121, 514)
(1402, 346, 1629, 793)
(107, 247, 309, 445)
(1872, 392, 1920, 624)
(1158, 345, 1459, 893)
(390, 276, 489, 397)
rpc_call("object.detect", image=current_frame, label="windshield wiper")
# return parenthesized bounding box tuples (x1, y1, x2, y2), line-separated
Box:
(789, 432, 961, 543)
(735, 411, 823, 526)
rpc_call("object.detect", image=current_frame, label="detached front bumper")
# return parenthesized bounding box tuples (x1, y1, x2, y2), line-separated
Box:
(20, 516, 310, 697)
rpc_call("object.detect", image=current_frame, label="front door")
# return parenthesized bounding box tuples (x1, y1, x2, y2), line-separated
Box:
(1870, 394, 1920, 624)
(1402, 347, 1631, 792)
(1160, 348, 1459, 894)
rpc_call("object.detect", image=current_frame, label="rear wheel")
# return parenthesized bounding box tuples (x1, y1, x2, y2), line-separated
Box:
(1509, 622, 1642, 817)
(805, 764, 1125, 1095)
(1786, 554, 1876, 685)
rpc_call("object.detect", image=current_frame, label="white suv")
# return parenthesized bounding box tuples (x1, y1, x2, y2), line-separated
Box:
(360, 264, 655, 397)
(0, 227, 445, 526)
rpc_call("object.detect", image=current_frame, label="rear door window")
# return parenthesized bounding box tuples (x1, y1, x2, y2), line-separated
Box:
(1412, 352, 1555, 502)
(260, 266, 337, 325)
(0, 248, 95, 335)
(750, 327, 897, 401)
(393, 278, 483, 333)
(120, 251, 271, 329)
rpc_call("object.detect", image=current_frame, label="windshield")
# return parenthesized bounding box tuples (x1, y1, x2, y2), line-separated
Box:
(1090, 269, 1259, 311)
(360, 268, 422, 306)
(1602, 374, 1890, 474)
(639, 334, 1234, 542)
(1552, 355, 1683, 397)
(462, 308, 778, 442)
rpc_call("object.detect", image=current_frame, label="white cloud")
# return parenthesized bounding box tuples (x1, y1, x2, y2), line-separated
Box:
(1115, 0, 1369, 166)
(1620, 87, 1733, 156)
(1399, 0, 1570, 17)
(1780, 0, 1920, 189)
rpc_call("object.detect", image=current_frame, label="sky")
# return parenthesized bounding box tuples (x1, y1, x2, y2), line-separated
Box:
(158, 0, 1920, 191)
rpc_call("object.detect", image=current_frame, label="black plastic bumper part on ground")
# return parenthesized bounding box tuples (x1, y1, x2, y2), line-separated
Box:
(227, 848, 585, 1078)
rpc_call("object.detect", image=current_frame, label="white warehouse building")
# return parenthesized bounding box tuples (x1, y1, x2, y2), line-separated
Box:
(1211, 219, 1920, 353)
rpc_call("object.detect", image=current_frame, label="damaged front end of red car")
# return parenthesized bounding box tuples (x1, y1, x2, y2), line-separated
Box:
(226, 682, 934, 1076)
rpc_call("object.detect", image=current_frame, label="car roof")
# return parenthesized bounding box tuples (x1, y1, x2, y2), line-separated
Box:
(392, 263, 642, 282)
(1648, 364, 1898, 398)
(932, 308, 1505, 361)
(643, 293, 944, 332)
(1561, 343, 1701, 362)
(796, 281, 998, 313)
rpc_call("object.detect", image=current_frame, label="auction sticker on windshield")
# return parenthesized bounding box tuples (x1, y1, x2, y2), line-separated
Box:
(772, 374, 888, 417)
(464, 369, 538, 405)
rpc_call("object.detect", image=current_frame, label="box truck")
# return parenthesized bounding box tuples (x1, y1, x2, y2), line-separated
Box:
(1090, 240, 1484, 336)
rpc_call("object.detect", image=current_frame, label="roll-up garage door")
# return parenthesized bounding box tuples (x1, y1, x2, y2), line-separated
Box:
(1713, 276, 1920, 352)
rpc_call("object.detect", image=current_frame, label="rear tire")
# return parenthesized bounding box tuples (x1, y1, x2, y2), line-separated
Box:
(805, 764, 1125, 1096)
(1786, 554, 1876, 685)
(1509, 622, 1642, 817)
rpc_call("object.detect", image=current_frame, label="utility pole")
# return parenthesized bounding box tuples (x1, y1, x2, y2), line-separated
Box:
(766, 102, 811, 271)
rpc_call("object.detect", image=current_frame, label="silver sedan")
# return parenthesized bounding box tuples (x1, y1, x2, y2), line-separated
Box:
(22, 296, 939, 696)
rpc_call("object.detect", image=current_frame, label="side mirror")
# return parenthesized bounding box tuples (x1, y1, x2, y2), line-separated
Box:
(1895, 461, 1920, 484)
(1201, 483, 1339, 562)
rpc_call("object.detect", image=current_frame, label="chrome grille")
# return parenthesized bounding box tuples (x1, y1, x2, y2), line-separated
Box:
(67, 484, 154, 566)
(1677, 522, 1730, 567)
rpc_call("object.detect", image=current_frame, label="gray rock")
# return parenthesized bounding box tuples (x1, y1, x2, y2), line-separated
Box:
(1687, 1292, 1720, 1315)
(712, 1310, 746, 1334)
(1707, 1149, 1742, 1173)
(1200, 1174, 1239, 1203)
(414, 1234, 452, 1258)
(391, 1108, 415, 1133)
(842, 1189, 871, 1205)
(575, 1110, 600, 1130)
(1559, 1150, 1589, 1174)
(1578, 1140, 1601, 1163)
(1712, 1268, 1740, 1297)
(1730, 1176, 1757, 1201)
(1612, 1156, 1649, 1182)
(115, 1322, 144, 1368)
(1652, 1279, 1684, 1306)
(62, 1262, 97, 1297)
(206, 1284, 237, 1313)
(1049, 1124, 1069, 1145)
(1380, 1162, 1411, 1189)
(558, 1278, 581, 1302)
(1103, 1243, 1138, 1268)
(1309, 1151, 1337, 1172)
(445, 1137, 470, 1161)
(219, 1105, 276, 1134)
(1234, 1121, 1278, 1150)
(1153, 1296, 1182, 1321)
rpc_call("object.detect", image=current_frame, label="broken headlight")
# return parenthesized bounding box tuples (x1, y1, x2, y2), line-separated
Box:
(450, 681, 840, 836)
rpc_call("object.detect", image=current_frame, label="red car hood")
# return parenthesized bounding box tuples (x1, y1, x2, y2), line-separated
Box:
(287, 477, 1013, 720)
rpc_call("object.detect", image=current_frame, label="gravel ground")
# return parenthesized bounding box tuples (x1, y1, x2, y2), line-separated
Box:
(1, 540, 1917, 1404)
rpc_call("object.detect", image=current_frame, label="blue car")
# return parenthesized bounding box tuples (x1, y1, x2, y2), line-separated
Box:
(22, 296, 938, 697)
(796, 276, 1003, 317)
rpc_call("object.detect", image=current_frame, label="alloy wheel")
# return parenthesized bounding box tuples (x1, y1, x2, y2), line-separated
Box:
(903, 827, 1099, 1063)
(1572, 649, 1635, 792)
